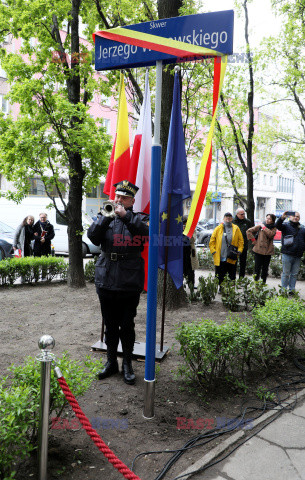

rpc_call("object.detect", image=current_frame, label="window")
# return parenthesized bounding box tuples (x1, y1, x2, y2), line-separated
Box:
(263, 175, 266, 185)
(0, 95, 9, 114)
(270, 176, 273, 186)
(56, 211, 68, 226)
(195, 163, 200, 176)
(28, 178, 66, 197)
(102, 118, 111, 134)
(276, 198, 292, 211)
(87, 186, 99, 198)
(100, 94, 111, 106)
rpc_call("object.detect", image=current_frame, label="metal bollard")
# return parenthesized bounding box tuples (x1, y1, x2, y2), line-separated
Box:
(36, 335, 55, 480)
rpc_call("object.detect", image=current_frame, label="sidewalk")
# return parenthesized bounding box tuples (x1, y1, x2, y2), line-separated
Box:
(179, 392, 305, 480)
(181, 270, 305, 480)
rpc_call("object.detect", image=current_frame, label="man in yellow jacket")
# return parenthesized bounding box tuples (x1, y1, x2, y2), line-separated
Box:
(209, 212, 244, 285)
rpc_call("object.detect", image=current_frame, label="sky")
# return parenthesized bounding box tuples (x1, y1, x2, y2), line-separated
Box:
(201, 0, 282, 49)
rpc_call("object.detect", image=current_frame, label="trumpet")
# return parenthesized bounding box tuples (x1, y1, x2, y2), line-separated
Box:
(101, 200, 118, 218)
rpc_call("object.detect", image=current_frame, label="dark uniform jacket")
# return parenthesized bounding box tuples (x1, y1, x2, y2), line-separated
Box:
(275, 217, 305, 258)
(233, 215, 252, 250)
(87, 209, 149, 292)
(33, 220, 55, 255)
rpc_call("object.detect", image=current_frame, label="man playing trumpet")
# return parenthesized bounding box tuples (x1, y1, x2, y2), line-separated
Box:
(88, 180, 149, 385)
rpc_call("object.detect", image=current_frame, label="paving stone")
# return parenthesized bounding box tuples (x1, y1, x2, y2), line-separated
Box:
(286, 449, 305, 479)
(258, 414, 305, 448)
(222, 437, 302, 480)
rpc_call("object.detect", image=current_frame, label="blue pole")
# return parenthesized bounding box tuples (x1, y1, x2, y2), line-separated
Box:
(143, 60, 162, 419)
(143, 144, 161, 418)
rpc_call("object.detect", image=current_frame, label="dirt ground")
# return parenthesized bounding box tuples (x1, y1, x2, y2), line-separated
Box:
(1, 275, 305, 480)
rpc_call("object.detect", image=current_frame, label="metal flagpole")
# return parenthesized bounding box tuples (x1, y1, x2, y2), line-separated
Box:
(160, 192, 172, 352)
(144, 59, 162, 419)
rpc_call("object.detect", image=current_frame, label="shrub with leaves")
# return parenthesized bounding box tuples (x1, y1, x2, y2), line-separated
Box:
(84, 258, 97, 283)
(197, 274, 218, 305)
(220, 276, 276, 312)
(197, 249, 214, 270)
(1, 352, 102, 478)
(251, 297, 305, 363)
(176, 319, 260, 390)
(0, 256, 68, 286)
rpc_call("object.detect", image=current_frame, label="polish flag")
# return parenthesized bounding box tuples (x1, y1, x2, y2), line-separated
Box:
(129, 70, 152, 215)
(129, 71, 152, 291)
(104, 73, 130, 199)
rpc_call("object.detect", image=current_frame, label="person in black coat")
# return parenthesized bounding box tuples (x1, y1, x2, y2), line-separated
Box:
(88, 180, 149, 385)
(33, 213, 55, 256)
(275, 211, 305, 293)
(233, 208, 252, 278)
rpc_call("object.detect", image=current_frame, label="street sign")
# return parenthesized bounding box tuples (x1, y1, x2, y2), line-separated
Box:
(94, 10, 234, 71)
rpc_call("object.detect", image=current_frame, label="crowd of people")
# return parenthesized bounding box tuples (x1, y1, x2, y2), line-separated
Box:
(205, 208, 305, 294)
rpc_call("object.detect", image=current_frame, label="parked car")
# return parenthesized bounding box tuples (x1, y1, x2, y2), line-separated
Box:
(0, 221, 14, 259)
(196, 219, 219, 246)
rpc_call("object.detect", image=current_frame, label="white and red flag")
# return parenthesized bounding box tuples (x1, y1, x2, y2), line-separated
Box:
(129, 69, 152, 214)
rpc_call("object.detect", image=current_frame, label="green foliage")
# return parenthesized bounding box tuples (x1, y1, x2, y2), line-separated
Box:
(256, 386, 276, 403)
(0, 256, 68, 286)
(197, 274, 218, 305)
(197, 249, 214, 270)
(269, 255, 282, 278)
(252, 297, 305, 360)
(84, 258, 97, 283)
(176, 318, 260, 390)
(1, 352, 102, 478)
(245, 252, 255, 275)
(176, 296, 305, 393)
(220, 276, 276, 312)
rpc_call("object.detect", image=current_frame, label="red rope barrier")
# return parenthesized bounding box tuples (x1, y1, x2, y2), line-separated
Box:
(57, 376, 141, 480)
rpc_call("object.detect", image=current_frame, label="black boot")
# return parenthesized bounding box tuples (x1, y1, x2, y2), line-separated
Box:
(122, 358, 135, 385)
(97, 348, 118, 380)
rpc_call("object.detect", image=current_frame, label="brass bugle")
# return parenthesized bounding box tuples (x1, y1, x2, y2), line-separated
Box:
(101, 200, 117, 218)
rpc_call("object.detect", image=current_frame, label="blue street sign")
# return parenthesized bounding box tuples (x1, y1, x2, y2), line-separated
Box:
(95, 10, 234, 71)
(211, 192, 222, 202)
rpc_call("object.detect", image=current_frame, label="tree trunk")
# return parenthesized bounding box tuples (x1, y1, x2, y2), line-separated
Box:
(66, 0, 86, 287)
(157, 0, 186, 309)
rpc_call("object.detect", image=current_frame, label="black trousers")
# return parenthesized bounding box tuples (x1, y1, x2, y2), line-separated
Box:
(97, 289, 140, 355)
(215, 261, 236, 285)
(237, 248, 248, 278)
(254, 253, 271, 283)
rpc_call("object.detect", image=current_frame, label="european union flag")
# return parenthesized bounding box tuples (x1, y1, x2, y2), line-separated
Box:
(158, 71, 191, 289)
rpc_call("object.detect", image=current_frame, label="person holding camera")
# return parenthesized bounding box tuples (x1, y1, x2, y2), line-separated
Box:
(209, 212, 244, 286)
(275, 211, 305, 294)
(246, 214, 277, 283)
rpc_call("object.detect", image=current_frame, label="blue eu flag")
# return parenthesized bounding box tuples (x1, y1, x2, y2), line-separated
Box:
(158, 72, 191, 289)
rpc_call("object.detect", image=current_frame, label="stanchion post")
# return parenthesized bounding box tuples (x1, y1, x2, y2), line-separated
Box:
(36, 335, 55, 480)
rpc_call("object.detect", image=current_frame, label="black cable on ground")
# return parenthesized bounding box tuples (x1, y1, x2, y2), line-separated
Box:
(130, 371, 305, 480)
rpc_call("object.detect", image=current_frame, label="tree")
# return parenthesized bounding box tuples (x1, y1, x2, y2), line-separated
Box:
(0, 0, 112, 287)
(258, 0, 305, 183)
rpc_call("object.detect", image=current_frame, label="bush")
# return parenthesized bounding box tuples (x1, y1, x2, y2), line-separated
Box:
(176, 319, 260, 390)
(269, 255, 282, 278)
(0, 256, 68, 286)
(84, 258, 97, 283)
(220, 276, 276, 312)
(197, 249, 214, 270)
(0, 353, 102, 478)
(252, 297, 305, 362)
(245, 251, 255, 275)
(176, 297, 305, 394)
(197, 274, 218, 305)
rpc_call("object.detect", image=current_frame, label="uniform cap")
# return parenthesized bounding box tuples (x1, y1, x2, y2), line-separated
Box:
(114, 180, 139, 197)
